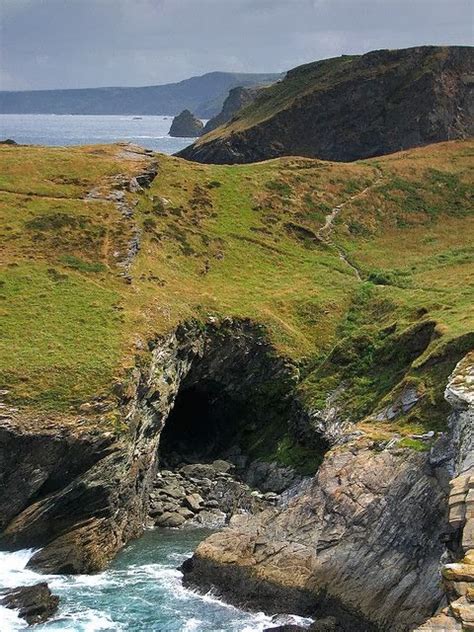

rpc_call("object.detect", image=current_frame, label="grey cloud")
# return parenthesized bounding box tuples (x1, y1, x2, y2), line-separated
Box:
(0, 0, 472, 90)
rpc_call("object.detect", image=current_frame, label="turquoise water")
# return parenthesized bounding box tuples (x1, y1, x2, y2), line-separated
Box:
(0, 528, 310, 631)
(0, 114, 197, 154)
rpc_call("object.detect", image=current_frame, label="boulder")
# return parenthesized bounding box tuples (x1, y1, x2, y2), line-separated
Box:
(155, 511, 186, 528)
(184, 493, 204, 512)
(0, 582, 59, 625)
(169, 110, 203, 138)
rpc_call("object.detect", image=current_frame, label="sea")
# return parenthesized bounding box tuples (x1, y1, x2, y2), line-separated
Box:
(0, 114, 198, 154)
(0, 528, 313, 631)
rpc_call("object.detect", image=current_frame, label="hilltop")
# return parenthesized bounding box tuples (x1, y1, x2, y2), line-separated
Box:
(179, 46, 474, 163)
(0, 71, 280, 118)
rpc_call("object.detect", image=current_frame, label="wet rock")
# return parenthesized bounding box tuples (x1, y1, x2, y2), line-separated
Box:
(0, 582, 59, 625)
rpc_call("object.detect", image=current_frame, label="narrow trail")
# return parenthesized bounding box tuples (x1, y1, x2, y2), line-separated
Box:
(317, 167, 384, 280)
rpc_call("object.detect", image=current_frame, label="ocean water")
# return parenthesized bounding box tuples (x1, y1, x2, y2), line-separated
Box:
(0, 528, 312, 632)
(0, 114, 198, 154)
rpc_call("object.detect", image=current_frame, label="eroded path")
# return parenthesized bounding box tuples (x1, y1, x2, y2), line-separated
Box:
(318, 167, 384, 280)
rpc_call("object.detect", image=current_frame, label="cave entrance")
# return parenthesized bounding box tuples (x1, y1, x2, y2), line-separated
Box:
(158, 381, 248, 469)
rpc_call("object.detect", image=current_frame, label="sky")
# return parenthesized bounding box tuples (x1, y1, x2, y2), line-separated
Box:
(0, 0, 472, 91)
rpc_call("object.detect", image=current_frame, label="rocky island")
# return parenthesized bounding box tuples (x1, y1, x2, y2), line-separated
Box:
(169, 109, 204, 137)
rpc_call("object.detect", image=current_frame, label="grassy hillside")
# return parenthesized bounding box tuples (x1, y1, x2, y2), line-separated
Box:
(0, 140, 472, 442)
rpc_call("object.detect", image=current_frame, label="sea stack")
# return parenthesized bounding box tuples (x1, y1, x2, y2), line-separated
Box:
(169, 109, 203, 137)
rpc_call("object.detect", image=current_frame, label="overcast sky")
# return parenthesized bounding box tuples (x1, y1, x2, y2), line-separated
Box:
(0, 0, 472, 91)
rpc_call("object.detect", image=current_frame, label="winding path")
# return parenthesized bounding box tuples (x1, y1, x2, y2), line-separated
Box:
(317, 167, 384, 280)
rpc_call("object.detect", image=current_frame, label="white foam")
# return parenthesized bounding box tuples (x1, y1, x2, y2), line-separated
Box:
(0, 549, 43, 589)
(0, 605, 26, 632)
(182, 618, 202, 632)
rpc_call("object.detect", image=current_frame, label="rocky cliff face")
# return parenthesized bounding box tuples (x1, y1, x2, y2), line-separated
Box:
(178, 46, 474, 164)
(202, 86, 260, 134)
(0, 320, 309, 573)
(415, 353, 474, 631)
(182, 352, 474, 632)
(169, 110, 203, 137)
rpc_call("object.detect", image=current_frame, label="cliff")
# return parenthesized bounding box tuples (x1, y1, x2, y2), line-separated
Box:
(202, 85, 260, 134)
(0, 139, 472, 629)
(178, 46, 474, 163)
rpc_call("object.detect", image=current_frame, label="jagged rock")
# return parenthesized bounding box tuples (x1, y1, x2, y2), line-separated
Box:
(202, 86, 259, 134)
(183, 447, 449, 632)
(0, 582, 59, 625)
(169, 110, 203, 137)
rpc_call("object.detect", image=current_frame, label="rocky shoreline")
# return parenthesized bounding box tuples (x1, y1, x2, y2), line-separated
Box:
(181, 354, 474, 632)
(0, 316, 471, 630)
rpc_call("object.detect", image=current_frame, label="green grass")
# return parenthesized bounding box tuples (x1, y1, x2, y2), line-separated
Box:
(0, 139, 472, 442)
(0, 263, 121, 410)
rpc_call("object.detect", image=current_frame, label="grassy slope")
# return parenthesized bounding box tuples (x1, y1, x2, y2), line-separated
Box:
(0, 141, 472, 443)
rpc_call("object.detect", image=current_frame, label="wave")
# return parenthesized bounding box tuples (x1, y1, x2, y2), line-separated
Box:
(0, 541, 312, 632)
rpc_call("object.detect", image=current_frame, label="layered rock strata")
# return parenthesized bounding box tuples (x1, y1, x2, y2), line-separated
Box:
(182, 353, 474, 632)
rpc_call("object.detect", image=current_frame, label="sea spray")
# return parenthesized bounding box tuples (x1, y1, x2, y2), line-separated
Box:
(0, 529, 311, 631)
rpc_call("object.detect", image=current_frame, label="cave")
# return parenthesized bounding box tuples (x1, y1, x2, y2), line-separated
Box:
(158, 380, 249, 468)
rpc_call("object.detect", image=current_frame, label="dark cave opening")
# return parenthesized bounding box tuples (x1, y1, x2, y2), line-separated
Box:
(158, 381, 248, 468)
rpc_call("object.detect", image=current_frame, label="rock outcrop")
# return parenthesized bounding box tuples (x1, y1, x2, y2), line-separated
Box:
(182, 352, 474, 632)
(202, 86, 260, 134)
(183, 447, 449, 631)
(178, 46, 474, 164)
(0, 582, 59, 625)
(0, 319, 307, 574)
(415, 352, 474, 631)
(169, 110, 203, 137)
